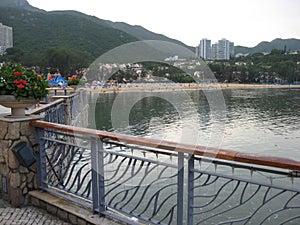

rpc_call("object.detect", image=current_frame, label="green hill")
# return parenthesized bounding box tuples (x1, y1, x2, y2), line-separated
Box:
(0, 7, 138, 65)
(235, 38, 300, 55)
(0, 0, 40, 11)
(1, 0, 298, 68)
(0, 0, 191, 68)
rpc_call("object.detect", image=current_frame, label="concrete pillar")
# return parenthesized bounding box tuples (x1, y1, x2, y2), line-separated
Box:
(0, 115, 42, 207)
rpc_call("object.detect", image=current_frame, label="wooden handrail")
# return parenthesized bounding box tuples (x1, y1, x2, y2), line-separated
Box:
(30, 120, 300, 171)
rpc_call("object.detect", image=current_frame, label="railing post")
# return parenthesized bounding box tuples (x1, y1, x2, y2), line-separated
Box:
(91, 137, 106, 213)
(187, 154, 194, 225)
(177, 152, 184, 225)
(35, 127, 48, 190)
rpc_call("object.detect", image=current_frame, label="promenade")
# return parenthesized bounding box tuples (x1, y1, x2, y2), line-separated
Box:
(0, 199, 70, 225)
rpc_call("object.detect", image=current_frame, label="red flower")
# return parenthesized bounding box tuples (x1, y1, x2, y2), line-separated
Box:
(13, 79, 27, 85)
(20, 79, 27, 85)
(0, 63, 49, 101)
(14, 71, 22, 76)
(17, 84, 25, 89)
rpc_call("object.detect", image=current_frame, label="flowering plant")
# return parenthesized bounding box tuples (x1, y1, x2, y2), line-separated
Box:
(0, 63, 49, 101)
(67, 75, 80, 85)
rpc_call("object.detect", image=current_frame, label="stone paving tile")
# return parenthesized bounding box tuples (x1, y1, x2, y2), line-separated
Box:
(0, 201, 71, 225)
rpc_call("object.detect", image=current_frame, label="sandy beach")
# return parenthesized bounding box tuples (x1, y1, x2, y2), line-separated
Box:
(87, 83, 300, 93)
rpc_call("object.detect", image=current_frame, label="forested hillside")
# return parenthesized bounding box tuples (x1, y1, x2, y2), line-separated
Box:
(0, 7, 137, 66)
(0, 0, 189, 73)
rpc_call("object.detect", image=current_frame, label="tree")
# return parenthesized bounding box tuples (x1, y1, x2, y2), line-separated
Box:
(270, 49, 284, 55)
(44, 48, 89, 75)
(272, 60, 296, 83)
(1, 48, 24, 63)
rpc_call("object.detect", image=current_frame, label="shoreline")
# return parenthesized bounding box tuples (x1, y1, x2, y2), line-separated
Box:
(1, 83, 298, 114)
(85, 83, 300, 93)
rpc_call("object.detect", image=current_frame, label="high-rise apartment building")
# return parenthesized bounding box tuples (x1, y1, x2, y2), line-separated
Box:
(216, 38, 234, 60)
(196, 38, 234, 60)
(0, 23, 13, 55)
(211, 43, 218, 60)
(198, 38, 211, 60)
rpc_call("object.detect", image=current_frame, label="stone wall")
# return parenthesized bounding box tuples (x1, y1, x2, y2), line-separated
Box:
(0, 116, 42, 207)
(0, 90, 89, 207)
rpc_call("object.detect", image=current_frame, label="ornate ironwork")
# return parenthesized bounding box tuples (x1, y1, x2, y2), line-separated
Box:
(33, 121, 300, 225)
(41, 101, 65, 124)
(98, 141, 183, 224)
(188, 155, 300, 224)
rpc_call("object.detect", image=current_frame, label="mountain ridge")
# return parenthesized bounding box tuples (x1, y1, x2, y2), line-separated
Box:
(235, 38, 300, 55)
(0, 0, 193, 65)
(0, 0, 299, 63)
(0, 0, 42, 11)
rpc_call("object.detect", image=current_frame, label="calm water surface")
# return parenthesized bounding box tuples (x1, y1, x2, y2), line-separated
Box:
(93, 88, 300, 160)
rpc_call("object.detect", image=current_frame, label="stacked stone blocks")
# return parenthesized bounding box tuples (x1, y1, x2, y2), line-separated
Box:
(0, 117, 40, 207)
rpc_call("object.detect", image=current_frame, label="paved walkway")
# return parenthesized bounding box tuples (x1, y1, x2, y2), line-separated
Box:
(0, 199, 70, 225)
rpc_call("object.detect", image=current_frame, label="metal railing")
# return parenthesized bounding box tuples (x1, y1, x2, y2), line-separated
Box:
(31, 120, 300, 225)
(29, 89, 88, 125)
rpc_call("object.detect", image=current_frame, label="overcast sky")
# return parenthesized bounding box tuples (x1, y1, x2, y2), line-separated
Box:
(27, 0, 300, 47)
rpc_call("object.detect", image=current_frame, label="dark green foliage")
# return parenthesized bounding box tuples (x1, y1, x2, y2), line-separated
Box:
(208, 50, 300, 83)
(45, 48, 89, 75)
(0, 3, 191, 74)
(0, 6, 137, 69)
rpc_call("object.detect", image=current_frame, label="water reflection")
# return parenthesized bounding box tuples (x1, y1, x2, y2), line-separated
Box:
(93, 88, 300, 159)
(222, 88, 300, 157)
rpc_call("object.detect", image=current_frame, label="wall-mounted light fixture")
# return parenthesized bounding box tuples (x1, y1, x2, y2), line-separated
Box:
(12, 141, 36, 168)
